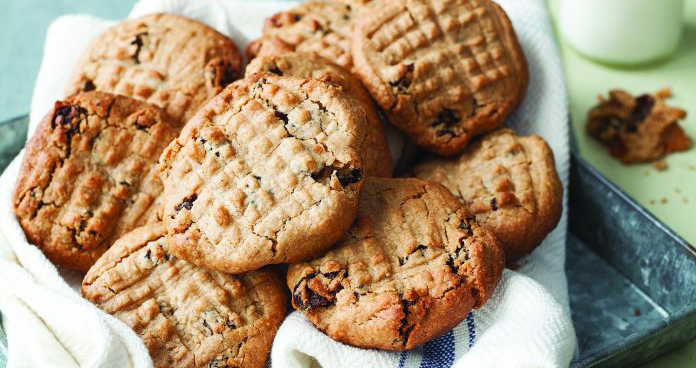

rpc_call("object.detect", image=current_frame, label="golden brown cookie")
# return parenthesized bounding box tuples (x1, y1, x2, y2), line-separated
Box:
(13, 91, 181, 272)
(246, 1, 354, 70)
(411, 129, 562, 264)
(287, 177, 504, 350)
(351, 0, 528, 155)
(66, 13, 243, 122)
(587, 89, 691, 163)
(245, 52, 392, 177)
(82, 223, 287, 368)
(159, 74, 367, 274)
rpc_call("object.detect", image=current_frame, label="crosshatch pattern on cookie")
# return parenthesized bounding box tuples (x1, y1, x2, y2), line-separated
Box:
(248, 1, 355, 69)
(287, 178, 504, 350)
(245, 53, 393, 177)
(66, 13, 243, 122)
(352, 0, 528, 155)
(159, 74, 366, 273)
(13, 92, 181, 272)
(412, 129, 562, 263)
(82, 224, 286, 368)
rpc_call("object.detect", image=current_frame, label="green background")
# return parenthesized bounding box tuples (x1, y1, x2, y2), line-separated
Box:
(0, 0, 694, 366)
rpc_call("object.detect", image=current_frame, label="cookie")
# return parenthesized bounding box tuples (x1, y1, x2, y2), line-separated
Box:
(159, 74, 367, 274)
(351, 0, 528, 155)
(246, 1, 354, 70)
(287, 177, 504, 350)
(13, 91, 181, 272)
(66, 13, 243, 122)
(587, 89, 691, 163)
(245, 52, 392, 177)
(82, 223, 287, 368)
(411, 129, 562, 264)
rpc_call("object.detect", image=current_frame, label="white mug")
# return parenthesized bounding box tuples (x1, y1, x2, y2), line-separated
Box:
(559, 0, 685, 65)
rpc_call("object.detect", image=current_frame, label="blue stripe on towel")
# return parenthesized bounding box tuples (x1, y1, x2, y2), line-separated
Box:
(466, 313, 476, 348)
(418, 330, 454, 368)
(397, 351, 408, 368)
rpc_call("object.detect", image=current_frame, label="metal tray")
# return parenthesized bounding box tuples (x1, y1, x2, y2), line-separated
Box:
(0, 115, 695, 367)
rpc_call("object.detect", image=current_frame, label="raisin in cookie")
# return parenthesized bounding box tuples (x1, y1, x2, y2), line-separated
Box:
(66, 13, 243, 122)
(411, 129, 562, 264)
(287, 177, 504, 350)
(82, 223, 287, 368)
(13, 91, 181, 272)
(246, 52, 392, 177)
(246, 1, 354, 70)
(587, 89, 691, 163)
(159, 74, 367, 274)
(351, 0, 528, 155)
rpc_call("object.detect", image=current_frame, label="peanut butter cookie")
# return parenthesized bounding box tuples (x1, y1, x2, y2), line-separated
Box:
(246, 1, 354, 70)
(412, 129, 562, 264)
(13, 91, 181, 271)
(66, 13, 243, 122)
(83, 223, 287, 368)
(159, 74, 367, 274)
(287, 177, 504, 350)
(351, 0, 528, 155)
(245, 52, 392, 177)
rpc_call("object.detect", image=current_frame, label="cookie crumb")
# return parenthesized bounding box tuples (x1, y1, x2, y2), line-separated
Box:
(688, 165, 696, 171)
(655, 88, 672, 99)
(653, 161, 668, 171)
(683, 197, 689, 204)
(661, 197, 668, 204)
(649, 199, 656, 205)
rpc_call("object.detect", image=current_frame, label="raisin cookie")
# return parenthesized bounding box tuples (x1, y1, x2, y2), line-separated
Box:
(66, 13, 243, 122)
(246, 53, 392, 177)
(82, 223, 287, 368)
(411, 129, 562, 264)
(13, 91, 180, 272)
(246, 1, 354, 70)
(159, 74, 367, 274)
(351, 0, 528, 155)
(587, 89, 691, 163)
(287, 178, 504, 350)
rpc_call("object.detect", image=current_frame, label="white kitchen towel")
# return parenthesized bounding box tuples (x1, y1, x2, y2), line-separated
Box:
(0, 0, 577, 367)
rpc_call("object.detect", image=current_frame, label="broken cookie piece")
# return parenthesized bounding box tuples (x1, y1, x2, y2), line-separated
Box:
(587, 89, 691, 163)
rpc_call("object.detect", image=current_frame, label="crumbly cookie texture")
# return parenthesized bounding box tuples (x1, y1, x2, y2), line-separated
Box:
(351, 0, 528, 155)
(65, 13, 243, 122)
(287, 177, 504, 350)
(411, 129, 562, 264)
(587, 89, 691, 163)
(246, 1, 355, 70)
(82, 223, 287, 368)
(13, 91, 181, 272)
(246, 52, 392, 177)
(159, 74, 367, 274)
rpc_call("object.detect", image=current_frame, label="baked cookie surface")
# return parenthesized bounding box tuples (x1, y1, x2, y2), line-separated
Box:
(246, 1, 354, 70)
(411, 129, 562, 264)
(351, 0, 528, 155)
(287, 177, 504, 350)
(66, 13, 243, 122)
(246, 52, 392, 177)
(586, 89, 691, 163)
(159, 74, 367, 274)
(13, 91, 181, 272)
(82, 223, 287, 368)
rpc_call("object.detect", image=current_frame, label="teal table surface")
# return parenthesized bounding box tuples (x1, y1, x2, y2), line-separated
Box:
(0, 0, 137, 123)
